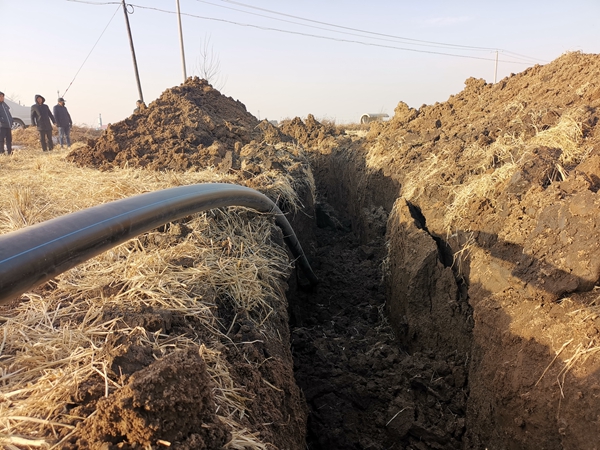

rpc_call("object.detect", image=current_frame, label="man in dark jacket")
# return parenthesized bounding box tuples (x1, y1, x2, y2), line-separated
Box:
(31, 94, 56, 151)
(0, 91, 13, 155)
(53, 97, 72, 148)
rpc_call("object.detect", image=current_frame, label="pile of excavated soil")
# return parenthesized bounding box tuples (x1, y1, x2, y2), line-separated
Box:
(69, 77, 262, 172)
(372, 51, 600, 449)
(304, 51, 600, 448)
(279, 114, 340, 149)
(67, 78, 315, 206)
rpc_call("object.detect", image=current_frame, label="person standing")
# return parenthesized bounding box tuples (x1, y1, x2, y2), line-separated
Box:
(53, 97, 72, 148)
(0, 92, 13, 155)
(31, 94, 56, 151)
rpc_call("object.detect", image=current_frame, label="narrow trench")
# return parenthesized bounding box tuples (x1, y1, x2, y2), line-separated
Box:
(288, 165, 469, 449)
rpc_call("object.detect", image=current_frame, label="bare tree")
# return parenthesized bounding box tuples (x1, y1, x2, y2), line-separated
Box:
(194, 34, 227, 91)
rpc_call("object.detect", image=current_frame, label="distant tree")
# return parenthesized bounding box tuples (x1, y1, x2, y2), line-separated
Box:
(194, 34, 227, 92)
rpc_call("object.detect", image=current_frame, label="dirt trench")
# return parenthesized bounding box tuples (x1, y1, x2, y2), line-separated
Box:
(288, 144, 471, 450)
(287, 53, 600, 448)
(56, 56, 600, 447)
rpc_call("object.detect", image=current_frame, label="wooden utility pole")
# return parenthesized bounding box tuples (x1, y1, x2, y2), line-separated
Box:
(494, 50, 499, 84)
(176, 0, 187, 82)
(121, 0, 144, 103)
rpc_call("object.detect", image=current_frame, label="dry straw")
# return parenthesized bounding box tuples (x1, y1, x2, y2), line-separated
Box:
(530, 108, 588, 166)
(435, 108, 587, 234)
(0, 143, 308, 448)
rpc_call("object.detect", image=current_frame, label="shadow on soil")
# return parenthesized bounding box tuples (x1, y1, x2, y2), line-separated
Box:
(289, 142, 600, 449)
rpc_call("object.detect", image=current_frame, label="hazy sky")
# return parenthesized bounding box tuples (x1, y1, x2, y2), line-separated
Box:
(2, 0, 599, 126)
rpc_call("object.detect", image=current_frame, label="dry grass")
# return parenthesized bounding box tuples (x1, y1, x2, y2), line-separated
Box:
(0, 145, 306, 448)
(531, 289, 600, 414)
(530, 108, 589, 166)
(364, 103, 591, 236)
(431, 107, 588, 234)
(451, 232, 476, 279)
(1, 185, 50, 230)
(442, 162, 516, 234)
(11, 126, 102, 150)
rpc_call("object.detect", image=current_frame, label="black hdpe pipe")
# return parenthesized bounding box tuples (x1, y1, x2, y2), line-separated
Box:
(0, 183, 318, 306)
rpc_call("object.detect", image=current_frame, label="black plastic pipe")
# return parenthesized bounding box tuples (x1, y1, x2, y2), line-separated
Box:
(0, 183, 318, 305)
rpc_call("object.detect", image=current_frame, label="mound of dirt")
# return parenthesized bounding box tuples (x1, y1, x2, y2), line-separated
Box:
(304, 51, 600, 448)
(279, 114, 340, 149)
(66, 79, 321, 211)
(73, 348, 230, 449)
(68, 77, 261, 171)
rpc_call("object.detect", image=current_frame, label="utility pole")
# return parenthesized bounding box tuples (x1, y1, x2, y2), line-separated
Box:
(494, 50, 499, 84)
(121, 0, 144, 103)
(176, 0, 187, 82)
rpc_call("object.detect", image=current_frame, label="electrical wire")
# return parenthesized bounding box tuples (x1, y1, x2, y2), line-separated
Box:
(216, 0, 529, 55)
(214, 0, 548, 64)
(64, 0, 545, 66)
(129, 4, 537, 65)
(501, 50, 547, 64)
(194, 0, 495, 53)
(61, 4, 121, 97)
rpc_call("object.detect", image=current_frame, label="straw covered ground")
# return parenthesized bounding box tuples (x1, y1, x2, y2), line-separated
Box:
(0, 81, 315, 449)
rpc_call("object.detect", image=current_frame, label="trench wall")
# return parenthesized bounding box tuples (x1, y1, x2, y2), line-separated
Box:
(308, 144, 472, 360)
(307, 138, 600, 449)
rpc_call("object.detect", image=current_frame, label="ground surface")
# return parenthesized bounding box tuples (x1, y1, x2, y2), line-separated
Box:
(5, 52, 600, 449)
(289, 224, 468, 450)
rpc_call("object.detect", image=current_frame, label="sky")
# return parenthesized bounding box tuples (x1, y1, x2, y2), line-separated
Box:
(2, 0, 600, 126)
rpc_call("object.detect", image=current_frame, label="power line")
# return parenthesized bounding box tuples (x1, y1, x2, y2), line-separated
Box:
(217, 0, 522, 54)
(129, 4, 538, 65)
(62, 4, 122, 97)
(502, 50, 547, 64)
(216, 0, 548, 64)
(194, 0, 495, 53)
(65, 0, 545, 66)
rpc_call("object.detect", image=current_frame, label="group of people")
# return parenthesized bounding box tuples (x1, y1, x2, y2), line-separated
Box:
(0, 92, 73, 155)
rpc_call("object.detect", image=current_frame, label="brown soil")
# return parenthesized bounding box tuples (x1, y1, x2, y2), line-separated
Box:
(39, 51, 600, 449)
(67, 78, 264, 172)
(288, 224, 468, 450)
(300, 51, 600, 449)
(55, 79, 312, 449)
